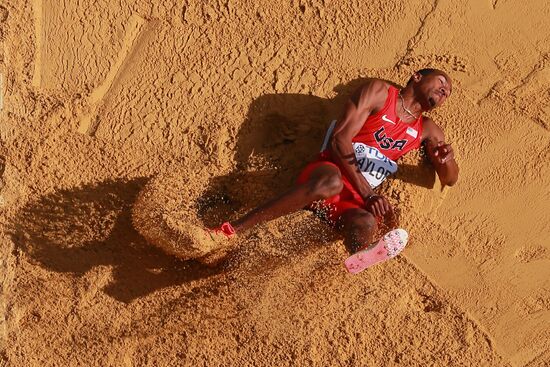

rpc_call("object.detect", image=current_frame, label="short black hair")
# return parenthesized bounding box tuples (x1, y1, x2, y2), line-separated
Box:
(407, 68, 437, 85)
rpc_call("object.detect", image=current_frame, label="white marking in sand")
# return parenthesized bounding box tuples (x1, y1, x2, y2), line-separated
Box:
(32, 0, 43, 88)
(78, 14, 148, 135)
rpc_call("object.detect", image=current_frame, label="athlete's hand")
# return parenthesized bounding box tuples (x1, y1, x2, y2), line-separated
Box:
(430, 141, 455, 164)
(364, 195, 393, 217)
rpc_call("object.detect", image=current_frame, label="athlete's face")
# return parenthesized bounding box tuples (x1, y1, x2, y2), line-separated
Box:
(413, 71, 452, 111)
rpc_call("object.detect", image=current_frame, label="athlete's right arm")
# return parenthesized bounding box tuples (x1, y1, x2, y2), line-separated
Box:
(328, 80, 392, 217)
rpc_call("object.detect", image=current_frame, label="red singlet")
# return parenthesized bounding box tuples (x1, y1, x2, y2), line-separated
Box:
(297, 85, 423, 224)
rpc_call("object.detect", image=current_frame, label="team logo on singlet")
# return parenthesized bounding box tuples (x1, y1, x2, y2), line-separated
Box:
(353, 142, 398, 189)
(381, 114, 396, 125)
(374, 126, 408, 151)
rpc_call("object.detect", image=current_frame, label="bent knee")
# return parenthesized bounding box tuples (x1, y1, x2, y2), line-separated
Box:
(343, 210, 378, 231)
(308, 173, 343, 199)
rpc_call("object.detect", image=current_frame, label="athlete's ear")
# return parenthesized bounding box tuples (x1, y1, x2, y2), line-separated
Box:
(412, 72, 422, 83)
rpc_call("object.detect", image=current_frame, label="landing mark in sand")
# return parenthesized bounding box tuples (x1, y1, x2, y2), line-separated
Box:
(78, 14, 147, 135)
(396, 0, 441, 65)
(32, 0, 43, 88)
(510, 56, 550, 131)
(511, 63, 550, 99)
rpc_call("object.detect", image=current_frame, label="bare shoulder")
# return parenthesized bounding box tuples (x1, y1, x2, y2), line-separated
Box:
(421, 116, 445, 142)
(360, 78, 390, 91)
(352, 79, 391, 112)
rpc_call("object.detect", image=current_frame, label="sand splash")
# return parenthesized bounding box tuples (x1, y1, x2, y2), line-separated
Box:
(132, 166, 234, 260)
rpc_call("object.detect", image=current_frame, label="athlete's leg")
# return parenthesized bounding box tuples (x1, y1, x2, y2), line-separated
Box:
(232, 163, 344, 232)
(337, 208, 378, 253)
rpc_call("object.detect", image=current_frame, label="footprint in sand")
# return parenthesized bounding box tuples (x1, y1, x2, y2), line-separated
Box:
(0, 6, 8, 23)
(514, 245, 548, 263)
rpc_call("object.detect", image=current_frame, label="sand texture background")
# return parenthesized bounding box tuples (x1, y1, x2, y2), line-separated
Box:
(0, 0, 549, 366)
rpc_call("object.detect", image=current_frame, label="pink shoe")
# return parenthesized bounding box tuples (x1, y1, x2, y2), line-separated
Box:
(344, 229, 408, 274)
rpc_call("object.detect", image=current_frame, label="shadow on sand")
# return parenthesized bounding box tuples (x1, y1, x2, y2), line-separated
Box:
(9, 178, 221, 303)
(233, 77, 435, 193)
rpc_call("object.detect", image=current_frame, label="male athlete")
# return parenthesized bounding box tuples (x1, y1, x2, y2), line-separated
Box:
(203, 69, 458, 268)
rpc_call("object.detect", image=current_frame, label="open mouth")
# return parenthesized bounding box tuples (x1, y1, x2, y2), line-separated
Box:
(428, 97, 436, 107)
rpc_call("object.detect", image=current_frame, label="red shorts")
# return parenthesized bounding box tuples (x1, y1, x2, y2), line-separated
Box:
(296, 155, 366, 225)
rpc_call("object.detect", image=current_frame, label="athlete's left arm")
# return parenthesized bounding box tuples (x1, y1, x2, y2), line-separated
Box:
(421, 117, 459, 187)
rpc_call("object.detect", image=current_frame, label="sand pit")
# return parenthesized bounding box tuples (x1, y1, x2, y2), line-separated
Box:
(1, 1, 549, 366)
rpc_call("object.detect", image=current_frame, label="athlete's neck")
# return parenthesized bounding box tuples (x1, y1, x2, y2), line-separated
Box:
(398, 88, 423, 121)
